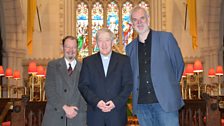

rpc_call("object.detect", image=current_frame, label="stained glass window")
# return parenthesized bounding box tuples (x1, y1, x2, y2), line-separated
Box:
(76, 2, 89, 58)
(75, 0, 151, 59)
(107, 1, 119, 44)
(92, 2, 103, 54)
(122, 1, 133, 48)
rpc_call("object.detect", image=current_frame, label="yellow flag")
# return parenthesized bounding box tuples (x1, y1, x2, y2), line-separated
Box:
(27, 0, 36, 54)
(188, 0, 198, 50)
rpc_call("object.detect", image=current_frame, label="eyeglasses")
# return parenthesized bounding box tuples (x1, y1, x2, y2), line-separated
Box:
(64, 46, 77, 50)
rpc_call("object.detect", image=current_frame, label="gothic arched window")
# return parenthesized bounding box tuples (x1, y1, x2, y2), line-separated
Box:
(75, 0, 150, 58)
(107, 1, 119, 44)
(76, 2, 89, 58)
(92, 2, 103, 54)
(122, 1, 133, 48)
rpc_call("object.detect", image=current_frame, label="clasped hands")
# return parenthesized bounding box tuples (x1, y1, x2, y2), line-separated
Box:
(97, 100, 115, 112)
(63, 105, 79, 119)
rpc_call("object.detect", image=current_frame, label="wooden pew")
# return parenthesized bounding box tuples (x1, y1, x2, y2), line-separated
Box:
(179, 94, 222, 126)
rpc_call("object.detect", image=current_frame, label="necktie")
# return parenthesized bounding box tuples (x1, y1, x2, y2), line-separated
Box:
(68, 63, 73, 76)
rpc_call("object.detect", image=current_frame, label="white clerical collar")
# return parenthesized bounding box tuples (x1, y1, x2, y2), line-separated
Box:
(100, 52, 112, 60)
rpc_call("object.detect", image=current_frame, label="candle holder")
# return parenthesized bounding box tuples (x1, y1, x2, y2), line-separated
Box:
(185, 64, 194, 99)
(13, 70, 21, 98)
(27, 62, 46, 101)
(0, 66, 4, 98)
(215, 66, 223, 96)
(186, 74, 193, 99)
(5, 68, 13, 98)
(183, 60, 204, 99)
(36, 65, 45, 101)
(193, 59, 203, 99)
(194, 72, 203, 99)
(29, 73, 36, 101)
(207, 68, 215, 95)
(28, 61, 37, 101)
(181, 71, 187, 99)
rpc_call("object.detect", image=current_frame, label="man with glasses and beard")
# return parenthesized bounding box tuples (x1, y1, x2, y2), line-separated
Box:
(42, 36, 86, 126)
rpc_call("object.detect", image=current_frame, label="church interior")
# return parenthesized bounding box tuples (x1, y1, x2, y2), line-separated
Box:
(0, 0, 224, 125)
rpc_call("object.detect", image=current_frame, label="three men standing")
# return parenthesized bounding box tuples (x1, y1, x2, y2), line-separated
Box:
(43, 5, 184, 126)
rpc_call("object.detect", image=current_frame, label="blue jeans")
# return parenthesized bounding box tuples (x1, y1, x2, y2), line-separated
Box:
(136, 103, 179, 126)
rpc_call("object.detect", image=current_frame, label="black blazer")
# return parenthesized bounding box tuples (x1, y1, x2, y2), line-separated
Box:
(78, 51, 133, 112)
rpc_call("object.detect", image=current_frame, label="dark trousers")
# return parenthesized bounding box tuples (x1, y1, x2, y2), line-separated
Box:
(87, 110, 126, 126)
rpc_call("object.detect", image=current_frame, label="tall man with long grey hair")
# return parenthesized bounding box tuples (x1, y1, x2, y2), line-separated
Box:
(126, 6, 184, 126)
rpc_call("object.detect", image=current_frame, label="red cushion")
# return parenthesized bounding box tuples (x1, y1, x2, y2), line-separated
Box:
(222, 119, 224, 126)
(2, 121, 11, 126)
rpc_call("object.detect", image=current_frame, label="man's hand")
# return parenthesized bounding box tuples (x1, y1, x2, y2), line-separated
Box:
(63, 105, 79, 119)
(104, 100, 115, 112)
(97, 100, 107, 110)
(97, 100, 115, 112)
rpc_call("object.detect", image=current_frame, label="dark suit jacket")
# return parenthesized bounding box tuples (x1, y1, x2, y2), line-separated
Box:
(78, 51, 133, 125)
(42, 58, 87, 126)
(126, 30, 184, 114)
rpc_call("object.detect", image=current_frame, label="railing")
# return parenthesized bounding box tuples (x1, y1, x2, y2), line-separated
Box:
(25, 101, 45, 126)
(179, 94, 222, 126)
(0, 94, 223, 126)
(179, 99, 206, 126)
